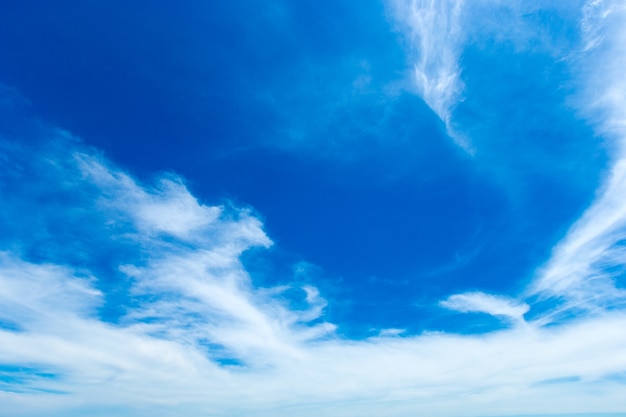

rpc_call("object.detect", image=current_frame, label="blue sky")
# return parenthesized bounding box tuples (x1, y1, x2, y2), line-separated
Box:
(1, 0, 626, 416)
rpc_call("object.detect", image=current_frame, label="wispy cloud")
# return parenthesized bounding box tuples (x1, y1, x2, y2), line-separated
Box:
(387, 0, 469, 149)
(441, 291, 529, 323)
(527, 0, 626, 320)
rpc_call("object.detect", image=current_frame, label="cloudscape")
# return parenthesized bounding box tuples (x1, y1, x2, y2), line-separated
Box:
(1, 1, 626, 416)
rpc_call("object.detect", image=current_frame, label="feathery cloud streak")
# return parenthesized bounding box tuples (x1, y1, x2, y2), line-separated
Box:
(528, 0, 626, 319)
(388, 0, 468, 149)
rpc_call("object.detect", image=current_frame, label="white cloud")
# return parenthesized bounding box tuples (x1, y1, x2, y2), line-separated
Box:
(377, 328, 406, 337)
(527, 0, 626, 320)
(0, 253, 102, 327)
(441, 291, 529, 323)
(579, 0, 626, 138)
(76, 153, 224, 241)
(387, 0, 469, 150)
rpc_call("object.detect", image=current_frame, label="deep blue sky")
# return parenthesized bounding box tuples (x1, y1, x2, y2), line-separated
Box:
(0, 0, 605, 336)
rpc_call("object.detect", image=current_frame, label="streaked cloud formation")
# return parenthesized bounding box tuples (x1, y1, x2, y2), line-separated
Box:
(388, 0, 467, 148)
(2, 0, 626, 416)
(528, 0, 626, 321)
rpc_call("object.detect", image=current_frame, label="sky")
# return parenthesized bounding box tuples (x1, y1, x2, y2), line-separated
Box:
(1, 0, 626, 416)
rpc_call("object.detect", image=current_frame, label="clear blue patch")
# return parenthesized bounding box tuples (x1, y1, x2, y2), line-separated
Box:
(525, 297, 589, 327)
(535, 375, 582, 385)
(0, 319, 22, 332)
(0, 364, 60, 381)
(0, 364, 64, 394)
(423, 309, 512, 336)
(213, 357, 246, 367)
(197, 341, 246, 368)
(603, 371, 626, 384)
